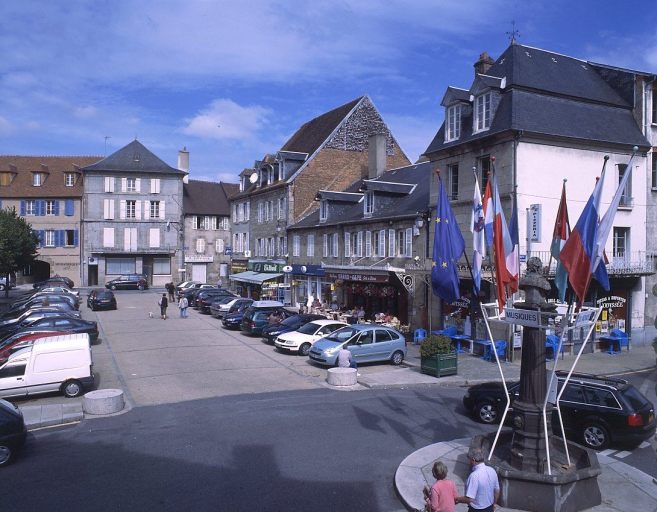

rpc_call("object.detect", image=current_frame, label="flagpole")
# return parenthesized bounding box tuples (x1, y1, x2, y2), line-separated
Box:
(484, 165, 498, 303)
(490, 157, 502, 310)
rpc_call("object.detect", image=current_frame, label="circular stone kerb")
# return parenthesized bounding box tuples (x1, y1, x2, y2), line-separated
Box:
(83, 388, 125, 415)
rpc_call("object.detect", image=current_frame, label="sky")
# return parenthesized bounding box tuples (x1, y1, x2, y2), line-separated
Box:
(1, 1, 657, 184)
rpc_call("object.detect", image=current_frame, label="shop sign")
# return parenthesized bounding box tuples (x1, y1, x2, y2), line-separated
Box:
(529, 204, 541, 242)
(596, 295, 626, 309)
(262, 283, 291, 289)
(224, 246, 233, 256)
(503, 308, 540, 327)
(185, 255, 214, 263)
(291, 264, 325, 276)
(231, 261, 248, 274)
(249, 262, 285, 273)
(326, 272, 389, 283)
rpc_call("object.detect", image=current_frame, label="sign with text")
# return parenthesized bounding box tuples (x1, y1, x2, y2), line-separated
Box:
(250, 262, 285, 273)
(185, 255, 213, 263)
(504, 308, 540, 327)
(326, 272, 389, 283)
(529, 204, 541, 242)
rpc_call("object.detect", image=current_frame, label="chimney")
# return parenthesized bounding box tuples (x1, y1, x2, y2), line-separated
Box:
(474, 51, 494, 76)
(178, 146, 190, 184)
(368, 134, 387, 179)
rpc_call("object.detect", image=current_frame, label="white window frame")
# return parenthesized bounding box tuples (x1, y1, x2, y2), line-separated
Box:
(196, 238, 206, 254)
(323, 234, 329, 258)
(365, 231, 372, 257)
(307, 235, 315, 257)
(319, 200, 328, 222)
(25, 200, 35, 216)
(258, 202, 263, 223)
(448, 163, 459, 200)
(293, 235, 300, 257)
(44, 230, 55, 247)
(215, 239, 224, 253)
(613, 227, 630, 259)
(344, 232, 351, 257)
(446, 104, 461, 141)
(377, 229, 386, 257)
(364, 192, 374, 216)
(65, 173, 75, 187)
(104, 177, 115, 193)
(331, 233, 339, 257)
(150, 201, 160, 219)
(356, 231, 363, 257)
(388, 229, 396, 257)
(33, 173, 42, 187)
(405, 228, 413, 257)
(126, 200, 136, 219)
(150, 178, 161, 194)
(126, 177, 136, 192)
(474, 92, 492, 132)
(278, 197, 285, 220)
(45, 200, 56, 216)
(245, 202, 250, 221)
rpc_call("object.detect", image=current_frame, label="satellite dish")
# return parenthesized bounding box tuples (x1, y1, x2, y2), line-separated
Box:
(249, 173, 258, 184)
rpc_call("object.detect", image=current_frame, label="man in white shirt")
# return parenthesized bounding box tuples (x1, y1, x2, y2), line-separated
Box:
(456, 447, 500, 512)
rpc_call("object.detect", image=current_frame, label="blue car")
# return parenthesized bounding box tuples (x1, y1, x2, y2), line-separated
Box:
(308, 324, 407, 366)
(222, 310, 245, 330)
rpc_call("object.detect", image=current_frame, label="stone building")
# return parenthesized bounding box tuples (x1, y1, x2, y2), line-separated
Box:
(80, 140, 186, 287)
(229, 96, 410, 300)
(424, 43, 654, 333)
(0, 155, 100, 285)
(182, 179, 237, 284)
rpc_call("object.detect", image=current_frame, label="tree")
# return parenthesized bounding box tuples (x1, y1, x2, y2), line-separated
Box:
(0, 208, 39, 297)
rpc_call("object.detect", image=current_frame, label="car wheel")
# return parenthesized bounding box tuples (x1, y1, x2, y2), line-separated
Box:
(62, 379, 83, 398)
(0, 284, 5, 291)
(111, 285, 117, 290)
(475, 401, 498, 424)
(138, 284, 144, 291)
(299, 343, 311, 356)
(582, 422, 610, 450)
(391, 350, 404, 365)
(0, 444, 13, 466)
(90, 304, 96, 311)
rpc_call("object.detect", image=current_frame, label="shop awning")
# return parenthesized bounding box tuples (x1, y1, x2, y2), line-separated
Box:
(229, 271, 283, 284)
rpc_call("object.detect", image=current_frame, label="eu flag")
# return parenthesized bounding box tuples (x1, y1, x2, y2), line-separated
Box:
(432, 175, 465, 303)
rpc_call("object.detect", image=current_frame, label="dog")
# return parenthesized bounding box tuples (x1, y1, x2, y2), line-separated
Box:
(148, 312, 153, 318)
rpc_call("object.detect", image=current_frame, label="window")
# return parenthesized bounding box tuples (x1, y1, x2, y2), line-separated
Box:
(293, 236, 300, 257)
(103, 228, 115, 248)
(618, 164, 632, 207)
(123, 228, 137, 251)
(150, 178, 161, 194)
(278, 197, 285, 220)
(232, 204, 237, 223)
(0, 173, 13, 186)
(153, 257, 171, 275)
(45, 200, 56, 215)
(375, 329, 394, 343)
(356, 330, 374, 345)
(104, 177, 114, 193)
(126, 200, 136, 219)
(215, 239, 225, 253)
(583, 387, 621, 409)
(364, 192, 374, 216)
(397, 229, 405, 257)
(388, 229, 396, 257)
(365, 231, 372, 257)
(474, 92, 492, 131)
(150, 201, 160, 219)
(319, 200, 328, 222)
(323, 234, 329, 257)
(219, 217, 229, 230)
(653, 85, 657, 124)
(446, 104, 461, 141)
(106, 257, 136, 274)
(356, 231, 363, 257)
(478, 155, 491, 192)
(405, 227, 412, 257)
(149, 228, 160, 248)
(126, 177, 136, 192)
(65, 230, 75, 246)
(448, 163, 459, 200)
(245, 202, 250, 221)
(33, 173, 43, 186)
(258, 202, 263, 223)
(307, 234, 315, 257)
(268, 238, 275, 256)
(344, 232, 351, 257)
(0, 364, 26, 378)
(44, 230, 55, 247)
(652, 154, 657, 190)
(65, 173, 75, 187)
(25, 200, 35, 216)
(196, 238, 206, 253)
(560, 383, 585, 404)
(613, 227, 629, 258)
(210, 216, 218, 230)
(332, 233, 339, 257)
(375, 230, 386, 257)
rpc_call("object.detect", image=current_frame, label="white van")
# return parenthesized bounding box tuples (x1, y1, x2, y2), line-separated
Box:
(0, 333, 93, 399)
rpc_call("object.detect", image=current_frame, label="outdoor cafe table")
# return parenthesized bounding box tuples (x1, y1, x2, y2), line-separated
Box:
(431, 331, 472, 353)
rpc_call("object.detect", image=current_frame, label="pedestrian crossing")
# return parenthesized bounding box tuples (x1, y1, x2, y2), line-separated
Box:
(600, 441, 651, 458)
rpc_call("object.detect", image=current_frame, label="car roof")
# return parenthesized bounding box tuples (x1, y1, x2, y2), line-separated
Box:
(308, 319, 346, 326)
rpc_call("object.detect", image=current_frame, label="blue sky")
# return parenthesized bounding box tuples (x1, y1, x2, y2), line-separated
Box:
(1, 1, 656, 183)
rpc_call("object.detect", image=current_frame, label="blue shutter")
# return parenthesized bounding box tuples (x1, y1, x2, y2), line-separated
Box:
(54, 201, 60, 216)
(20, 200, 26, 216)
(65, 199, 74, 216)
(37, 200, 45, 216)
(36, 230, 44, 246)
(55, 230, 62, 247)
(73, 229, 79, 247)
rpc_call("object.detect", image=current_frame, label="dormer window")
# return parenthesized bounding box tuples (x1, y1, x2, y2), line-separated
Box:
(319, 200, 328, 222)
(474, 92, 492, 132)
(33, 173, 43, 186)
(0, 173, 15, 186)
(65, 173, 76, 187)
(446, 104, 462, 141)
(364, 191, 374, 216)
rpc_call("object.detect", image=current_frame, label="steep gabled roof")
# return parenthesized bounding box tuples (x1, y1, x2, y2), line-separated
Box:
(280, 97, 363, 155)
(81, 140, 185, 175)
(183, 180, 235, 215)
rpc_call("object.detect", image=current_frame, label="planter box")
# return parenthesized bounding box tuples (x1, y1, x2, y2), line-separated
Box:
(420, 352, 458, 377)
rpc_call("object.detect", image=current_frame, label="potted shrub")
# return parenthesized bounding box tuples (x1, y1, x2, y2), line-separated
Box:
(420, 334, 458, 377)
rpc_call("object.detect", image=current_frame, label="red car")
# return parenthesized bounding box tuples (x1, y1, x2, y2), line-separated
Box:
(0, 331, 68, 363)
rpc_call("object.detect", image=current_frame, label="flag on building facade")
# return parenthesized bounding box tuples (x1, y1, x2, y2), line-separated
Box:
(550, 181, 571, 302)
(507, 193, 520, 294)
(471, 173, 486, 292)
(490, 170, 518, 310)
(431, 173, 465, 304)
(482, 176, 494, 247)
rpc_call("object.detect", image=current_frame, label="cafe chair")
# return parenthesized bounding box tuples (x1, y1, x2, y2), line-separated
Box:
(609, 328, 630, 354)
(484, 340, 506, 362)
(413, 328, 427, 345)
(545, 334, 565, 360)
(435, 325, 457, 337)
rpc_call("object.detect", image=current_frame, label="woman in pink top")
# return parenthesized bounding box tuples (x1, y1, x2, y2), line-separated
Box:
(423, 461, 458, 512)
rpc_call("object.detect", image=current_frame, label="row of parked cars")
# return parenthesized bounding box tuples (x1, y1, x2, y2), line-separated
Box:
(0, 276, 100, 466)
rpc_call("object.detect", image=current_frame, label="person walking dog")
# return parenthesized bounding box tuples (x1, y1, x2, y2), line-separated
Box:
(158, 293, 168, 320)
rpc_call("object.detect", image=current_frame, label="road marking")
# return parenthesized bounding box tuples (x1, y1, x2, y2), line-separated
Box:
(614, 450, 632, 458)
(600, 449, 615, 456)
(125, 306, 137, 309)
(640, 441, 651, 449)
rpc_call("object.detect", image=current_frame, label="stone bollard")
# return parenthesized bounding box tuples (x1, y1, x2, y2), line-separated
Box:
(327, 367, 357, 386)
(83, 389, 125, 415)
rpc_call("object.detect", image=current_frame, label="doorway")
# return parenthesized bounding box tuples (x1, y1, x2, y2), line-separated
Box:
(192, 264, 207, 283)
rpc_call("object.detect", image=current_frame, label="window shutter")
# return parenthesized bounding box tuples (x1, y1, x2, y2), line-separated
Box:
(159, 201, 165, 219)
(245, 233, 249, 253)
(104, 177, 113, 192)
(123, 228, 131, 251)
(365, 231, 372, 257)
(193, 216, 198, 230)
(388, 229, 396, 257)
(54, 201, 60, 216)
(216, 239, 224, 253)
(323, 234, 328, 257)
(73, 229, 79, 247)
(135, 200, 142, 220)
(149, 228, 160, 248)
(135, 178, 141, 193)
(121, 178, 127, 192)
(65, 199, 74, 216)
(344, 232, 351, 257)
(103, 228, 114, 248)
(103, 200, 109, 219)
(120, 200, 126, 219)
(196, 238, 206, 253)
(109, 200, 115, 219)
(36, 230, 44, 246)
(211, 216, 217, 230)
(38, 200, 45, 216)
(144, 202, 150, 220)
(20, 200, 26, 216)
(150, 178, 160, 194)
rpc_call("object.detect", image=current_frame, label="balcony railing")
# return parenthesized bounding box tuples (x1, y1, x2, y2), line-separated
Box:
(527, 250, 654, 276)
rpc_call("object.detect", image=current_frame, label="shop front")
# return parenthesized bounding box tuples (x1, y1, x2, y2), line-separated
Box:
(229, 260, 286, 302)
(288, 265, 328, 309)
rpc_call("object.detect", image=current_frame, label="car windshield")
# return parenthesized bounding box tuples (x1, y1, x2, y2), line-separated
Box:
(324, 326, 358, 343)
(297, 322, 321, 335)
(280, 316, 303, 327)
(98, 292, 113, 299)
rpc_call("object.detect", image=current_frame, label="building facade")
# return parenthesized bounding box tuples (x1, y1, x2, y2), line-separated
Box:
(80, 140, 186, 287)
(0, 156, 100, 285)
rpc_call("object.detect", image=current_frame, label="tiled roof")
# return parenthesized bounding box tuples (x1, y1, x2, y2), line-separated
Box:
(280, 97, 363, 155)
(81, 140, 185, 175)
(0, 155, 101, 198)
(183, 180, 235, 215)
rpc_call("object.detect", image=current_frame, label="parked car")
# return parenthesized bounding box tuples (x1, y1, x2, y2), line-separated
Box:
(0, 309, 81, 335)
(208, 296, 238, 317)
(274, 319, 348, 356)
(240, 303, 296, 336)
(179, 284, 216, 303)
(5, 294, 79, 315)
(261, 314, 327, 344)
(34, 286, 80, 298)
(87, 290, 117, 311)
(308, 324, 407, 366)
(462, 371, 656, 450)
(195, 289, 237, 313)
(0, 280, 16, 292)
(175, 281, 201, 292)
(0, 398, 27, 466)
(32, 275, 74, 289)
(0, 304, 80, 322)
(105, 274, 148, 290)
(0, 334, 94, 399)
(211, 298, 253, 319)
(2, 316, 99, 343)
(222, 300, 256, 330)
(0, 331, 68, 363)
(26, 290, 80, 308)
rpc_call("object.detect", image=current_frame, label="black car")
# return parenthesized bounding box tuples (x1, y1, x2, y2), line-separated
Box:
(212, 298, 253, 319)
(0, 309, 80, 336)
(463, 371, 656, 450)
(0, 398, 26, 466)
(195, 289, 237, 313)
(87, 290, 117, 311)
(261, 314, 326, 344)
(105, 274, 148, 291)
(179, 285, 216, 305)
(240, 307, 296, 336)
(4, 316, 99, 343)
(222, 310, 246, 330)
(5, 295, 79, 316)
(32, 275, 74, 289)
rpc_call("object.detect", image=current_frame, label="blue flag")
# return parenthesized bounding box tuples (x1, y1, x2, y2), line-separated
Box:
(431, 176, 465, 303)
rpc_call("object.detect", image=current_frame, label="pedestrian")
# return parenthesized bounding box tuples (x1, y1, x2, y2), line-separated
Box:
(166, 282, 175, 302)
(455, 447, 500, 512)
(158, 293, 168, 320)
(337, 345, 357, 370)
(357, 306, 365, 323)
(423, 460, 458, 512)
(178, 295, 189, 318)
